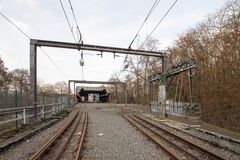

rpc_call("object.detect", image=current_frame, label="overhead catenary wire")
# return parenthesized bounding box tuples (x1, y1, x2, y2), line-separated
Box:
(59, 0, 85, 79)
(122, 0, 177, 72)
(68, 0, 83, 43)
(128, 0, 161, 49)
(68, 0, 85, 80)
(39, 47, 69, 80)
(139, 0, 178, 48)
(123, 0, 161, 71)
(0, 11, 31, 39)
(59, 0, 78, 43)
(0, 9, 70, 80)
(60, 0, 82, 80)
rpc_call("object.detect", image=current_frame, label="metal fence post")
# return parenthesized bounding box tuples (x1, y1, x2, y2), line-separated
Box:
(23, 108, 26, 124)
(68, 80, 70, 107)
(41, 106, 45, 118)
(15, 90, 18, 128)
(52, 105, 55, 115)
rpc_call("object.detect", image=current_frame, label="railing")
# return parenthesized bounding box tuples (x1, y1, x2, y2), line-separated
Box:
(150, 100, 200, 117)
(0, 103, 65, 127)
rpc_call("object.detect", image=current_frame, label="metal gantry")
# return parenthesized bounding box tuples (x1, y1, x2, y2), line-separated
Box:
(30, 39, 167, 120)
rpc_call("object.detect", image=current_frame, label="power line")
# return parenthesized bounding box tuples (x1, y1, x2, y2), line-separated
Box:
(68, 0, 83, 43)
(67, 0, 84, 80)
(0, 9, 70, 80)
(122, 0, 176, 71)
(128, 0, 161, 49)
(140, 0, 178, 48)
(39, 47, 69, 80)
(124, 0, 160, 70)
(0, 10, 31, 39)
(59, 0, 77, 43)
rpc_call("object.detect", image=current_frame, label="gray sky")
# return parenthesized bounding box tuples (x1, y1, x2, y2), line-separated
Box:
(0, 0, 229, 84)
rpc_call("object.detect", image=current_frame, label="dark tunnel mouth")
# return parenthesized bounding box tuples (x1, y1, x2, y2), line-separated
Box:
(77, 88, 109, 103)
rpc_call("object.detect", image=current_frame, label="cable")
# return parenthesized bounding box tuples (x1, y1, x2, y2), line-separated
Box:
(59, 0, 77, 42)
(122, 0, 177, 74)
(0, 9, 70, 80)
(128, 0, 161, 49)
(0, 10, 31, 39)
(39, 47, 69, 80)
(124, 0, 160, 70)
(140, 0, 178, 48)
(68, 0, 83, 43)
(60, 0, 85, 80)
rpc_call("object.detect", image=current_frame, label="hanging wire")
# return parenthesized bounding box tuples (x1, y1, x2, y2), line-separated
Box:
(123, 0, 161, 71)
(40, 47, 69, 80)
(123, 0, 178, 72)
(59, 0, 77, 42)
(0, 11, 31, 39)
(68, 0, 83, 43)
(139, 0, 178, 48)
(128, 0, 161, 49)
(59, 0, 87, 80)
(0, 9, 70, 80)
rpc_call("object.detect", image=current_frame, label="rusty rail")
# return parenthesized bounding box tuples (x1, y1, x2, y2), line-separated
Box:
(53, 112, 83, 160)
(75, 112, 88, 160)
(122, 114, 184, 159)
(132, 115, 198, 159)
(133, 115, 228, 160)
(28, 109, 80, 160)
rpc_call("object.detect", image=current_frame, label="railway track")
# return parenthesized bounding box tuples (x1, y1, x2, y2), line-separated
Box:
(29, 109, 88, 160)
(123, 114, 229, 160)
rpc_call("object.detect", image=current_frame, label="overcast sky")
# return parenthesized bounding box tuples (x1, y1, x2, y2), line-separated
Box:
(0, 0, 229, 85)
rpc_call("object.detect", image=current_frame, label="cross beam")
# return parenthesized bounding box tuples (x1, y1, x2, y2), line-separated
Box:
(68, 80, 125, 85)
(31, 39, 165, 57)
(149, 65, 196, 83)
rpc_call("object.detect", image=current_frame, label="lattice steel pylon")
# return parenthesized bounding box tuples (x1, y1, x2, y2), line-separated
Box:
(149, 58, 198, 115)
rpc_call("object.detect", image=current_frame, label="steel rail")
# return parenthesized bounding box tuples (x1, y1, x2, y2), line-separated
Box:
(129, 115, 198, 160)
(134, 115, 228, 160)
(75, 112, 88, 160)
(28, 109, 80, 160)
(122, 114, 181, 159)
(52, 112, 83, 160)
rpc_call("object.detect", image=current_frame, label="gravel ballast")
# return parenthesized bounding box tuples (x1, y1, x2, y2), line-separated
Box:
(81, 104, 169, 160)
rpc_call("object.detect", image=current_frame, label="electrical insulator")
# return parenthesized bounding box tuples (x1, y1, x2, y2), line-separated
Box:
(79, 58, 84, 66)
(79, 50, 84, 66)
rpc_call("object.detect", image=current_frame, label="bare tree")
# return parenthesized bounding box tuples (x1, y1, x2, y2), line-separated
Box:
(11, 69, 29, 106)
(167, 0, 240, 131)
(0, 57, 12, 91)
(54, 81, 68, 95)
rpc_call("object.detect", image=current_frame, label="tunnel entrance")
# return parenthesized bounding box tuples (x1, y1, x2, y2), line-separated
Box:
(76, 87, 110, 103)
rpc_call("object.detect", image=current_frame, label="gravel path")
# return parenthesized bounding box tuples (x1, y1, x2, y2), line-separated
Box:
(81, 104, 169, 160)
(0, 108, 77, 160)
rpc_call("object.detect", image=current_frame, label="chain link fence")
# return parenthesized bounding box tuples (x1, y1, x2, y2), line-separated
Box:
(0, 90, 68, 109)
(0, 90, 70, 133)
